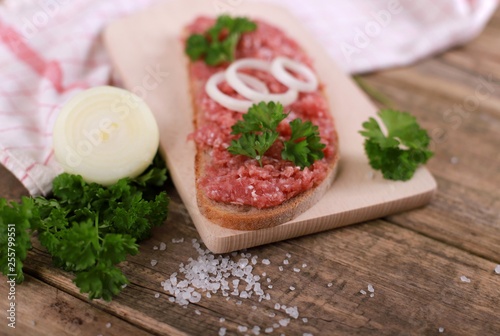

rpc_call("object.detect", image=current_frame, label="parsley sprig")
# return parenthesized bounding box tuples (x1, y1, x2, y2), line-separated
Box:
(359, 109, 433, 181)
(0, 154, 169, 301)
(228, 102, 325, 169)
(186, 15, 257, 66)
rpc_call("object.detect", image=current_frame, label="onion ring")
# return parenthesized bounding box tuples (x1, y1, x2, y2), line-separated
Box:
(225, 58, 298, 106)
(271, 56, 318, 92)
(205, 72, 268, 113)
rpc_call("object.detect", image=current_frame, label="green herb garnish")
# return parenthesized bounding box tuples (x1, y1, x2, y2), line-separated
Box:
(228, 102, 325, 169)
(0, 154, 169, 301)
(186, 15, 257, 66)
(359, 109, 433, 181)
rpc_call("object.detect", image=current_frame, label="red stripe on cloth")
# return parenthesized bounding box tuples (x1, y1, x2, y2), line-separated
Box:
(0, 22, 64, 93)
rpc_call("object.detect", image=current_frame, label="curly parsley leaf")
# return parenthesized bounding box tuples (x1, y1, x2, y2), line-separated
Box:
(228, 102, 325, 168)
(360, 109, 433, 181)
(0, 153, 169, 301)
(0, 197, 34, 283)
(186, 15, 257, 66)
(229, 131, 279, 166)
(231, 101, 287, 135)
(74, 263, 129, 302)
(282, 119, 325, 169)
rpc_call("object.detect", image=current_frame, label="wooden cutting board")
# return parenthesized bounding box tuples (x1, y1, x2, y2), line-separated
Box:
(103, 0, 437, 253)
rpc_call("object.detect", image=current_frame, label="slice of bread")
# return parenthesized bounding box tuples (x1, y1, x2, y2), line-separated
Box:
(195, 149, 339, 230)
(185, 21, 339, 231)
(190, 76, 340, 230)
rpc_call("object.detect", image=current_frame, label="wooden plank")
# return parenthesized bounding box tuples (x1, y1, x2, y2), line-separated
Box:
(0, 274, 153, 336)
(11, 182, 500, 335)
(0, 165, 29, 201)
(355, 50, 500, 261)
(103, 0, 436, 253)
(16, 190, 500, 335)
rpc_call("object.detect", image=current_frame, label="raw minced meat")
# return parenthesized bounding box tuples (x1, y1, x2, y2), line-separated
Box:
(187, 17, 338, 208)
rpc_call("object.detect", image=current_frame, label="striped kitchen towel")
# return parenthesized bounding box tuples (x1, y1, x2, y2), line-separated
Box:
(0, 0, 497, 196)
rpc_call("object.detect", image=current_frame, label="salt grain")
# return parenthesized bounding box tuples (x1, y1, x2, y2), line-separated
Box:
(194, 309, 201, 315)
(251, 326, 261, 335)
(172, 238, 184, 244)
(293, 268, 301, 273)
(150, 259, 158, 267)
(303, 333, 314, 336)
(279, 318, 290, 327)
(262, 259, 271, 265)
(238, 326, 248, 332)
(219, 317, 225, 323)
(265, 328, 274, 333)
(269, 312, 276, 318)
(283, 259, 289, 265)
(302, 317, 308, 323)
(275, 303, 281, 310)
(290, 286, 295, 291)
(439, 327, 445, 333)
(154, 293, 160, 298)
(460, 275, 471, 283)
(327, 283, 333, 287)
(279, 266, 284, 272)
(302, 263, 307, 268)
(273, 323, 280, 328)
(370, 293, 375, 298)
(450, 157, 459, 164)
(285, 306, 299, 319)
(105, 323, 111, 328)
(360, 290, 367, 295)
(219, 327, 227, 336)
(268, 285, 273, 289)
(286, 253, 292, 258)
(367, 284, 374, 293)
(160, 242, 167, 251)
(153, 246, 158, 250)
(495, 265, 500, 274)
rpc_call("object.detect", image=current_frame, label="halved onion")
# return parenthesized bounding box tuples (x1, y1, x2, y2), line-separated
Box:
(53, 86, 160, 186)
(225, 58, 298, 106)
(271, 56, 318, 92)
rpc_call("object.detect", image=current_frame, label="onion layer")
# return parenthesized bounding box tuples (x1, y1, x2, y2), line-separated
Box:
(225, 58, 298, 106)
(271, 56, 318, 92)
(53, 86, 160, 186)
(205, 72, 267, 113)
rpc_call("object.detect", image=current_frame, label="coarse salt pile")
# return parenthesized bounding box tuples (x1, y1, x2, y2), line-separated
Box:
(159, 239, 314, 335)
(161, 239, 270, 306)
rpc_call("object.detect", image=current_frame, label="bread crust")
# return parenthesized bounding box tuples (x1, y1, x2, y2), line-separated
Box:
(196, 150, 339, 230)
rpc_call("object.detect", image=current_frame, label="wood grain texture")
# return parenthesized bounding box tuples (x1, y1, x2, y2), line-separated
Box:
(0, 2, 499, 336)
(356, 31, 500, 261)
(103, 0, 436, 253)
(18, 198, 500, 335)
(0, 274, 153, 336)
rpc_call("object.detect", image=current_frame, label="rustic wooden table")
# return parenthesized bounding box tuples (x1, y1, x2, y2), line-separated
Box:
(1, 8, 499, 336)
